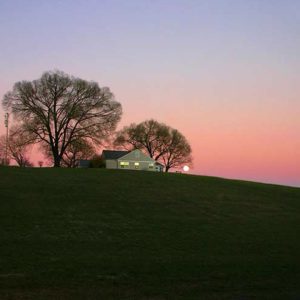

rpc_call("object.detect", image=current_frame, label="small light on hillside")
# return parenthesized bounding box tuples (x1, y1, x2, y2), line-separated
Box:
(183, 165, 189, 172)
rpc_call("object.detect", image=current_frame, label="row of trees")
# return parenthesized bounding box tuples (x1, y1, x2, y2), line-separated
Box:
(1, 71, 192, 172)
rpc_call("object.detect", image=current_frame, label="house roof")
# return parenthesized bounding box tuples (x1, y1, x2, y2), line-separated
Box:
(102, 149, 164, 168)
(102, 150, 130, 160)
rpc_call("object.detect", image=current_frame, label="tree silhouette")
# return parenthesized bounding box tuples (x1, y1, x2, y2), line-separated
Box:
(3, 71, 122, 167)
(115, 119, 192, 172)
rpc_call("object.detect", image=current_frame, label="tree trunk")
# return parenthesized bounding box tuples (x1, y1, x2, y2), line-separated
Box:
(165, 166, 170, 172)
(53, 155, 61, 167)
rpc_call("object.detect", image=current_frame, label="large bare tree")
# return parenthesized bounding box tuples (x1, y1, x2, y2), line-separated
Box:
(3, 71, 122, 167)
(114, 119, 192, 172)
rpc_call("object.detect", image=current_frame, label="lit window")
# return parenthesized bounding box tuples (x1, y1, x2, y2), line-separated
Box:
(120, 161, 129, 168)
(149, 163, 154, 169)
(134, 162, 139, 169)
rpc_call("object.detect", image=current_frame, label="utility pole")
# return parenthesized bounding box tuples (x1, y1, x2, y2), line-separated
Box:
(4, 113, 9, 165)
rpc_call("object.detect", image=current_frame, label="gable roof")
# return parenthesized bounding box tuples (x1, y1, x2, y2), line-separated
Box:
(118, 149, 155, 162)
(102, 150, 130, 160)
(102, 150, 164, 169)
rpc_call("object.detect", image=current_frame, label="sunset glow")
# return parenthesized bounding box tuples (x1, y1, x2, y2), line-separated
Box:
(0, 1, 299, 186)
(183, 166, 190, 172)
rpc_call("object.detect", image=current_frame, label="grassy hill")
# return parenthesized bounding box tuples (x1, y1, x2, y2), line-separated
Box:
(0, 167, 299, 299)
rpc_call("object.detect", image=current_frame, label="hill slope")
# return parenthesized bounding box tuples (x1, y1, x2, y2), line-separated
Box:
(0, 167, 299, 299)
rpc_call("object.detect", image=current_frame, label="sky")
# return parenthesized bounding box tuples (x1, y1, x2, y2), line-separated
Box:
(0, 0, 299, 187)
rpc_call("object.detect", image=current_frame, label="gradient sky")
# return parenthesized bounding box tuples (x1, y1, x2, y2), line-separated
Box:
(0, 0, 299, 186)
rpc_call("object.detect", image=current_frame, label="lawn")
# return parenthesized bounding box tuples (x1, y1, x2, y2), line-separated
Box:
(0, 167, 299, 299)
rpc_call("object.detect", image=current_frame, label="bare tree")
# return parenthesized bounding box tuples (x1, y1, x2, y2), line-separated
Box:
(114, 119, 192, 172)
(0, 125, 33, 167)
(0, 140, 10, 166)
(114, 119, 170, 160)
(3, 70, 122, 167)
(161, 129, 192, 172)
(61, 138, 96, 167)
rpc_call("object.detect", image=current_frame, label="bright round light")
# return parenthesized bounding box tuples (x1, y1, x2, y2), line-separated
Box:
(183, 165, 189, 172)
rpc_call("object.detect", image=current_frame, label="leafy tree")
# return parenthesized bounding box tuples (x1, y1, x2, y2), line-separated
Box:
(114, 119, 192, 172)
(3, 70, 122, 167)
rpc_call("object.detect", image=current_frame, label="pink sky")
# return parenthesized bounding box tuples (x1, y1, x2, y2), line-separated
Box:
(1, 69, 299, 187)
(0, 0, 299, 187)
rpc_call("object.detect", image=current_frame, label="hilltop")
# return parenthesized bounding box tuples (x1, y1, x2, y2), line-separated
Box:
(0, 167, 299, 299)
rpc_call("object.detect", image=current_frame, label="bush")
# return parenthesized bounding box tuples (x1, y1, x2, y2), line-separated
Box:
(90, 155, 105, 168)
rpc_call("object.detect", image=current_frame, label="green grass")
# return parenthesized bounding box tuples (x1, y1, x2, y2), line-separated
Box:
(0, 167, 299, 299)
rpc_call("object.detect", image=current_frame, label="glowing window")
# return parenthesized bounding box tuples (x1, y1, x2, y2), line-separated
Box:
(149, 163, 154, 169)
(120, 161, 129, 168)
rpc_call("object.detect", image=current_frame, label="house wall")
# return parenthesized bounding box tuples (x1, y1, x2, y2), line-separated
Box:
(156, 164, 164, 172)
(117, 159, 157, 171)
(106, 159, 118, 169)
(117, 149, 157, 171)
(104, 150, 163, 172)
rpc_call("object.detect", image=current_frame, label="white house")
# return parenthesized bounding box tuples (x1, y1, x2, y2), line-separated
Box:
(102, 149, 164, 172)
